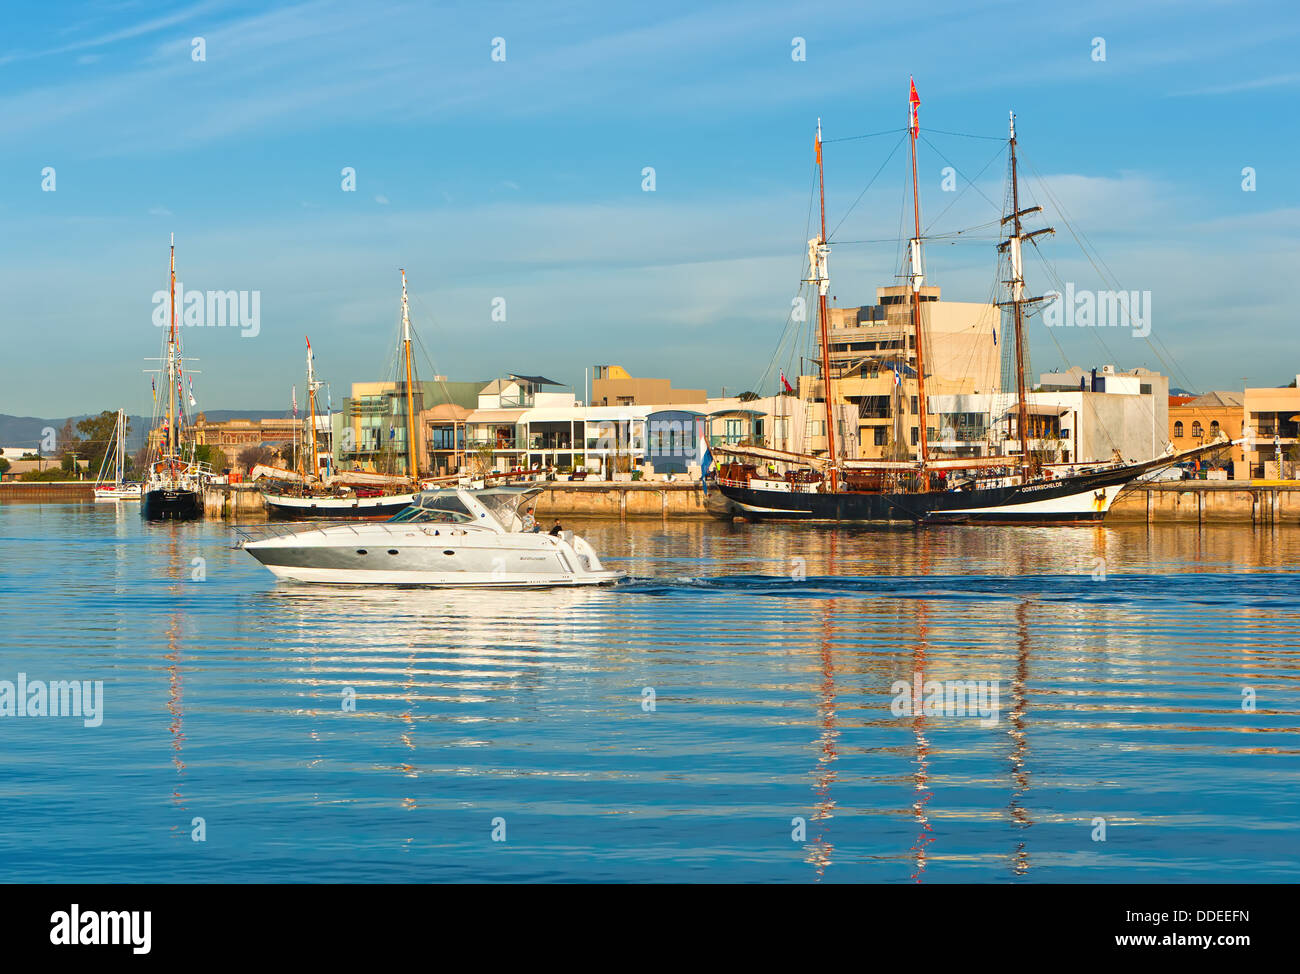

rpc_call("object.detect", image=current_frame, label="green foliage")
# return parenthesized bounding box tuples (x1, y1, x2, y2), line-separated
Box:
(19, 468, 68, 481)
(193, 444, 229, 472)
(74, 411, 124, 474)
(0, 457, 9, 475)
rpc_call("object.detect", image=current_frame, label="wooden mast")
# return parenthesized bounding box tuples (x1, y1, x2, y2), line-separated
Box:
(813, 119, 839, 493)
(167, 233, 177, 458)
(1000, 111, 1053, 481)
(1009, 116, 1031, 481)
(400, 270, 420, 483)
(907, 78, 930, 487)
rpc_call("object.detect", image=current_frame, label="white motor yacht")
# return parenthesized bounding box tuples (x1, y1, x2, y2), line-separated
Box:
(238, 486, 624, 587)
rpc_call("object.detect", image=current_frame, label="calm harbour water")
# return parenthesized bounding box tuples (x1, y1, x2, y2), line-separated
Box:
(1, 501, 1297, 883)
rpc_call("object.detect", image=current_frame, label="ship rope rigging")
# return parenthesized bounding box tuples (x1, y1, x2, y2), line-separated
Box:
(750, 105, 1231, 484)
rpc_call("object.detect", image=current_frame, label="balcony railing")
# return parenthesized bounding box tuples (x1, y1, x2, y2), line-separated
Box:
(467, 437, 523, 451)
(528, 436, 575, 450)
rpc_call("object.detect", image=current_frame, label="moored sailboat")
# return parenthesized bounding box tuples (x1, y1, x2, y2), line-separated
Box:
(93, 409, 142, 501)
(713, 86, 1225, 525)
(261, 270, 430, 519)
(142, 235, 210, 521)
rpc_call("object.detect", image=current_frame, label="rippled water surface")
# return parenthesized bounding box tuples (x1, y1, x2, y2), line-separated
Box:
(1, 501, 1298, 882)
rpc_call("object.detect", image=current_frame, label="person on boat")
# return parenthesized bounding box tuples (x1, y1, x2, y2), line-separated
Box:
(549, 520, 563, 537)
(521, 507, 537, 532)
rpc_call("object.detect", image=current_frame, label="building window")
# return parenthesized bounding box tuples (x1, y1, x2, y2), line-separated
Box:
(1174, 421, 1184, 438)
(910, 427, 918, 446)
(1192, 421, 1203, 438)
(874, 427, 888, 446)
(1210, 420, 1220, 434)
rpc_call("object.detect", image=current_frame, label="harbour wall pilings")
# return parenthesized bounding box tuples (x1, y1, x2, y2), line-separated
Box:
(4, 480, 1300, 524)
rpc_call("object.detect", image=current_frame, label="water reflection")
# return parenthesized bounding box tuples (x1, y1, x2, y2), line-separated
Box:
(804, 601, 839, 880)
(2, 502, 1299, 882)
(1008, 600, 1032, 877)
(909, 602, 934, 883)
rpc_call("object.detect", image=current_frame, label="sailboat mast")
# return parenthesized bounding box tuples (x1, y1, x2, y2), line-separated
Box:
(813, 120, 839, 493)
(306, 337, 318, 481)
(167, 234, 177, 457)
(1008, 113, 1031, 482)
(400, 270, 419, 482)
(907, 78, 930, 481)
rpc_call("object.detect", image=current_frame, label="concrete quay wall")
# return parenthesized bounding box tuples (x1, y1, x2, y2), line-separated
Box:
(1108, 483, 1300, 524)
(6, 479, 1299, 525)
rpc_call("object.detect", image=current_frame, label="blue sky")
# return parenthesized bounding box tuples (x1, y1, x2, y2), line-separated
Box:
(1, 0, 1297, 416)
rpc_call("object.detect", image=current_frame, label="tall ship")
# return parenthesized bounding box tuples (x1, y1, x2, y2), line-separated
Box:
(713, 83, 1224, 525)
(141, 235, 211, 521)
(260, 270, 434, 519)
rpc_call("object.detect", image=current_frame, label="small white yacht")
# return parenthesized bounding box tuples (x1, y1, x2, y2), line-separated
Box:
(93, 408, 142, 501)
(238, 486, 624, 587)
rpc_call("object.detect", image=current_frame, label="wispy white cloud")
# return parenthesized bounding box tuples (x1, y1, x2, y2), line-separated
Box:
(0, 0, 219, 65)
(1170, 72, 1300, 97)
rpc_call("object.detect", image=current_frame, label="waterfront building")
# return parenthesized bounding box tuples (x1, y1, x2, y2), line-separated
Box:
(1242, 377, 1300, 478)
(926, 365, 1170, 465)
(465, 375, 648, 476)
(819, 284, 1001, 460)
(590, 365, 707, 407)
(153, 413, 305, 469)
(422, 403, 472, 476)
(1168, 391, 1244, 477)
(340, 377, 485, 476)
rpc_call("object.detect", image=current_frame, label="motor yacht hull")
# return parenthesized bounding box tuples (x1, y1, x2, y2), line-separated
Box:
(240, 503, 624, 588)
(249, 561, 622, 586)
(244, 541, 623, 586)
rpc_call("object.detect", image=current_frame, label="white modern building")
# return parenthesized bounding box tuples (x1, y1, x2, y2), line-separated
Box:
(929, 365, 1170, 465)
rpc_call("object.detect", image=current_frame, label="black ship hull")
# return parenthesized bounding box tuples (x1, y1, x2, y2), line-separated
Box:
(714, 461, 1161, 525)
(262, 491, 418, 520)
(141, 487, 203, 521)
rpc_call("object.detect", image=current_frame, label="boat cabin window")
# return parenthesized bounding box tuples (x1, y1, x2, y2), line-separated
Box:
(409, 493, 476, 518)
(474, 493, 525, 530)
(387, 507, 473, 524)
(472, 490, 541, 531)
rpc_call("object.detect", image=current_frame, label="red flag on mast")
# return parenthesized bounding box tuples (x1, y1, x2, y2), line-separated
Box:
(780, 370, 795, 394)
(909, 77, 920, 134)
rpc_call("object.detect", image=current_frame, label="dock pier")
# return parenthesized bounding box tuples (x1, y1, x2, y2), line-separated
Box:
(3, 480, 1299, 524)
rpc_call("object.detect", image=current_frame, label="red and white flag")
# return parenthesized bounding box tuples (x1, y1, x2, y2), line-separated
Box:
(780, 370, 795, 394)
(909, 77, 921, 134)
